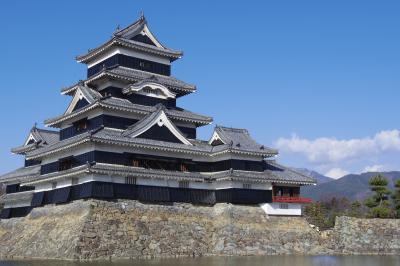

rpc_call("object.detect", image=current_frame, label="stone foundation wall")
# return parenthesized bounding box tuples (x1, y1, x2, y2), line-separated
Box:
(328, 216, 400, 255)
(0, 199, 398, 260)
(0, 200, 91, 260)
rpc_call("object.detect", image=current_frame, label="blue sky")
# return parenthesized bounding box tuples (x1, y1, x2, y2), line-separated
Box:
(0, 0, 399, 178)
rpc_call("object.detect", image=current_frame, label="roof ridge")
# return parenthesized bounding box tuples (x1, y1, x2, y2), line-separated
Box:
(113, 15, 146, 37)
(216, 126, 249, 133)
(35, 128, 59, 135)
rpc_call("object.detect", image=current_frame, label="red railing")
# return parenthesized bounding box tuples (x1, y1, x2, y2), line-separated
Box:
(273, 196, 312, 204)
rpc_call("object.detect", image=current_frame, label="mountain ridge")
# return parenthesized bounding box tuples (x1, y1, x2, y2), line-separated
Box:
(301, 170, 400, 201)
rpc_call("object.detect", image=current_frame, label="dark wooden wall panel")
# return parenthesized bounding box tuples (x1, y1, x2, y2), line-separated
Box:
(87, 54, 171, 77)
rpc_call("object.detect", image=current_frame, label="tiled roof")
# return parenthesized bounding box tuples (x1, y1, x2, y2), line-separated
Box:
(45, 97, 213, 127)
(210, 126, 278, 156)
(11, 127, 59, 155)
(78, 84, 103, 103)
(76, 17, 182, 63)
(22, 162, 315, 186)
(25, 126, 278, 161)
(76, 37, 182, 64)
(0, 165, 41, 184)
(209, 162, 316, 185)
(61, 66, 196, 96)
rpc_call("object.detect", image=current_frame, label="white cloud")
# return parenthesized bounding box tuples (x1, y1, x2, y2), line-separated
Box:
(325, 168, 349, 179)
(362, 164, 389, 173)
(275, 130, 400, 164)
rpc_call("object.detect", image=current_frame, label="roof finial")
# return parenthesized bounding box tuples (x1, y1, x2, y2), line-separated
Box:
(139, 11, 145, 20)
(33, 122, 37, 129)
(116, 24, 120, 31)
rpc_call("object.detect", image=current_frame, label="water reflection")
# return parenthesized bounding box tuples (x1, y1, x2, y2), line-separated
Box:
(1, 256, 400, 266)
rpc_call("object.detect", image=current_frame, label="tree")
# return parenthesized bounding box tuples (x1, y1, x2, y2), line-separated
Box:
(304, 202, 333, 230)
(393, 179, 400, 218)
(364, 175, 392, 218)
(348, 201, 363, 218)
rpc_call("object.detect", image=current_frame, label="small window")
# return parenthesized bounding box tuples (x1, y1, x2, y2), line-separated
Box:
(52, 182, 57, 189)
(180, 163, 189, 172)
(179, 181, 189, 189)
(59, 158, 73, 171)
(243, 183, 252, 189)
(279, 203, 289, 209)
(71, 178, 79, 186)
(125, 176, 137, 185)
(132, 159, 140, 167)
(139, 61, 151, 69)
(75, 119, 88, 132)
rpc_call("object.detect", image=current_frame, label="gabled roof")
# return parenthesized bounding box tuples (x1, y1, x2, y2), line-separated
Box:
(76, 16, 183, 64)
(209, 126, 278, 156)
(11, 126, 59, 155)
(45, 96, 213, 127)
(0, 165, 41, 184)
(113, 15, 164, 48)
(64, 85, 102, 114)
(61, 66, 196, 97)
(122, 104, 193, 145)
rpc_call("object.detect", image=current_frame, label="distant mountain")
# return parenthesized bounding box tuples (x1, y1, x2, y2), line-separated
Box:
(302, 171, 400, 201)
(293, 168, 334, 184)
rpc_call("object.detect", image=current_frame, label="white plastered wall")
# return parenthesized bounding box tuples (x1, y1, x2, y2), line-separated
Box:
(260, 203, 302, 216)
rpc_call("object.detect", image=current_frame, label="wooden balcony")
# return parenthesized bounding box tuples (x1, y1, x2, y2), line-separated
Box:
(273, 196, 312, 204)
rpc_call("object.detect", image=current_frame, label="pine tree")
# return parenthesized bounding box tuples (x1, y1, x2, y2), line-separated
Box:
(364, 175, 392, 218)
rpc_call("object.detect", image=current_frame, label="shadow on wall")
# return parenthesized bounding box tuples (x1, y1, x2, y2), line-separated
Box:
(0, 183, 4, 212)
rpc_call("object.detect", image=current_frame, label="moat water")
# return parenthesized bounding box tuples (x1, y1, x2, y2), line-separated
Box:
(0, 256, 400, 266)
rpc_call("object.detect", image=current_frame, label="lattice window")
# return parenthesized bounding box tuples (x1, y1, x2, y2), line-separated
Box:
(125, 176, 137, 185)
(132, 159, 140, 167)
(180, 163, 189, 172)
(179, 181, 189, 189)
(243, 183, 252, 189)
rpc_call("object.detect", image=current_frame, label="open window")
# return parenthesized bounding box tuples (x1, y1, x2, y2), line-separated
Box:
(180, 163, 189, 172)
(74, 118, 88, 132)
(59, 157, 74, 171)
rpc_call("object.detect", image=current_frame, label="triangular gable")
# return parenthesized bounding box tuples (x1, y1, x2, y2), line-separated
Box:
(123, 107, 192, 145)
(23, 125, 42, 146)
(64, 86, 101, 115)
(130, 32, 157, 46)
(114, 16, 164, 48)
(24, 133, 37, 146)
(209, 130, 225, 146)
(136, 123, 184, 143)
(65, 89, 90, 114)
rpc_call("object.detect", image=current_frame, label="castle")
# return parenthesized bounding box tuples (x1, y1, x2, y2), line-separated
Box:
(0, 16, 315, 219)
